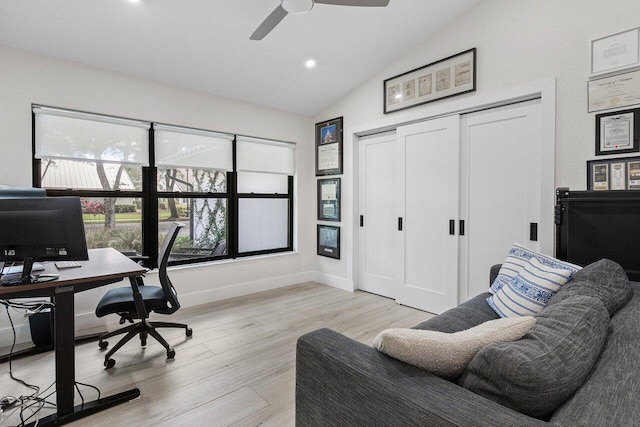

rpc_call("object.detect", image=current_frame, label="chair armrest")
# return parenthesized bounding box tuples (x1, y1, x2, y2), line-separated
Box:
(296, 328, 547, 427)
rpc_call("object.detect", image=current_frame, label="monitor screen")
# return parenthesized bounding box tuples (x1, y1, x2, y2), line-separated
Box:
(0, 197, 88, 283)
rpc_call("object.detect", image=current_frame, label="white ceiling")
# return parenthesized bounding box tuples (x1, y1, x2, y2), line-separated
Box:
(0, 0, 480, 117)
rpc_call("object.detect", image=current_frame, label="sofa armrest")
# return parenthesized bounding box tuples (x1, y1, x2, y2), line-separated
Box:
(296, 328, 547, 427)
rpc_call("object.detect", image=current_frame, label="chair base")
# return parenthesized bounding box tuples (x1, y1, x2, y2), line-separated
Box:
(98, 319, 192, 368)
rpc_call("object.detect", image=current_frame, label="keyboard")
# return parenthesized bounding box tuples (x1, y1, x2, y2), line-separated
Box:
(55, 261, 82, 269)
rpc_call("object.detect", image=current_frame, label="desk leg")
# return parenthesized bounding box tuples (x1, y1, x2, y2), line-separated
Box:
(26, 286, 141, 426)
(54, 286, 76, 416)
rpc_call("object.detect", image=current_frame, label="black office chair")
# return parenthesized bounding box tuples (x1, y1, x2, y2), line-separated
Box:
(95, 222, 192, 368)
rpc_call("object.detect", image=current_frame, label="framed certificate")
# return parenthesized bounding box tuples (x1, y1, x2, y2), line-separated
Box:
(315, 117, 343, 176)
(587, 156, 640, 190)
(588, 69, 640, 112)
(317, 178, 341, 221)
(317, 225, 340, 259)
(595, 107, 639, 155)
(591, 27, 640, 76)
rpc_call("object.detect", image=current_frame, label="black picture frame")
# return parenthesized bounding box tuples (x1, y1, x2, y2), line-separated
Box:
(317, 224, 340, 259)
(595, 107, 640, 156)
(315, 117, 343, 176)
(587, 156, 640, 190)
(317, 178, 341, 221)
(383, 48, 476, 114)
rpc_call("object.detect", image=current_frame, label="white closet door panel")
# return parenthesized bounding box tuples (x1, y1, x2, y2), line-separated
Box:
(460, 101, 542, 299)
(358, 133, 397, 298)
(396, 115, 460, 314)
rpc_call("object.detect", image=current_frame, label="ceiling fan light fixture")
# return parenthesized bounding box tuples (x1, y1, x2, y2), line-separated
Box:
(281, 0, 314, 15)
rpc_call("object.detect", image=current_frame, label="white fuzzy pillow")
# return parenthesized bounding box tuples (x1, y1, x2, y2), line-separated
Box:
(372, 316, 536, 379)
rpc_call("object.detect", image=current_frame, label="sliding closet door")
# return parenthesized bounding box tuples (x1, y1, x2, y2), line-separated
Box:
(395, 115, 460, 314)
(459, 100, 543, 299)
(358, 132, 397, 299)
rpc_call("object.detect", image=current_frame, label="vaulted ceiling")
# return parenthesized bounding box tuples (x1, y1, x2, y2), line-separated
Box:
(0, 0, 480, 116)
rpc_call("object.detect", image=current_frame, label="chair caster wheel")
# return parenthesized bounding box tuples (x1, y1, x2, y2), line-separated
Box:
(167, 349, 175, 359)
(99, 341, 109, 350)
(186, 328, 193, 337)
(104, 358, 116, 369)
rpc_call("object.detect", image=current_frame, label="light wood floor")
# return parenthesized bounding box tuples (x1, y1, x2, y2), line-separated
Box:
(0, 282, 431, 426)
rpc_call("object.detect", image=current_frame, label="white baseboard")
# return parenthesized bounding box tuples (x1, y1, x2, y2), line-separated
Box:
(311, 272, 354, 292)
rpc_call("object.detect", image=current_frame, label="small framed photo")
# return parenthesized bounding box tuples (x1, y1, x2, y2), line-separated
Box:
(595, 107, 640, 155)
(587, 156, 640, 190)
(317, 178, 340, 221)
(384, 48, 476, 114)
(317, 225, 340, 259)
(315, 117, 343, 176)
(591, 27, 640, 76)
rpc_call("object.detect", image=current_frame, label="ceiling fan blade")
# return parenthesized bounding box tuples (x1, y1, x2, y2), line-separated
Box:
(250, 5, 289, 40)
(314, 0, 390, 6)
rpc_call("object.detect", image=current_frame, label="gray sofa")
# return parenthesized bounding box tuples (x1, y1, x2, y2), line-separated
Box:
(296, 260, 640, 426)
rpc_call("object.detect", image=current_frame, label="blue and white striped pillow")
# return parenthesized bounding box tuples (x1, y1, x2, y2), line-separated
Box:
(487, 258, 575, 318)
(489, 243, 581, 295)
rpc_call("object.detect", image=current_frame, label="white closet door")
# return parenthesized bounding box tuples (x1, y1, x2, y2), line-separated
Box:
(395, 115, 460, 314)
(358, 132, 397, 299)
(459, 100, 543, 300)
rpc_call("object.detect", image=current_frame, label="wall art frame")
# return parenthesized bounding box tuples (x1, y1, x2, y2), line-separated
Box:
(591, 27, 640, 76)
(315, 117, 343, 176)
(317, 178, 341, 221)
(317, 224, 340, 259)
(587, 156, 640, 191)
(383, 48, 476, 114)
(595, 107, 640, 155)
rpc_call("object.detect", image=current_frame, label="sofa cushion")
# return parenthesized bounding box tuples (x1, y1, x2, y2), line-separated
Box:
(550, 282, 640, 426)
(373, 317, 536, 380)
(414, 291, 499, 333)
(459, 295, 610, 419)
(549, 258, 632, 317)
(486, 258, 574, 318)
(490, 242, 581, 294)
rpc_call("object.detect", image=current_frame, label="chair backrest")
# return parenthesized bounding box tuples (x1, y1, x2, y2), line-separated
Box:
(156, 222, 184, 314)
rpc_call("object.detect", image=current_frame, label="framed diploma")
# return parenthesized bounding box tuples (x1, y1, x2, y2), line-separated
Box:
(317, 225, 340, 259)
(591, 27, 640, 76)
(383, 48, 476, 114)
(587, 156, 640, 190)
(317, 178, 340, 221)
(588, 69, 640, 112)
(595, 107, 640, 155)
(315, 117, 343, 176)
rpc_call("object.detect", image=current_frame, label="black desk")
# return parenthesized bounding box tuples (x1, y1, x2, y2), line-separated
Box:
(0, 248, 146, 426)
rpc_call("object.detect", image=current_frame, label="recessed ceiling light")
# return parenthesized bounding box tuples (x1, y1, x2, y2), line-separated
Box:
(128, 0, 140, 3)
(305, 59, 316, 69)
(282, 0, 314, 14)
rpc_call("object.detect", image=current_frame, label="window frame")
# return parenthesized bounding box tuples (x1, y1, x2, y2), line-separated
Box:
(32, 106, 295, 268)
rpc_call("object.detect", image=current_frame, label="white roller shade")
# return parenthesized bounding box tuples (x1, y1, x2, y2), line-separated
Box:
(236, 136, 295, 175)
(154, 124, 233, 171)
(33, 106, 150, 166)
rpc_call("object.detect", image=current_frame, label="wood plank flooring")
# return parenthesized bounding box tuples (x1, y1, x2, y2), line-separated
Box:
(0, 282, 431, 426)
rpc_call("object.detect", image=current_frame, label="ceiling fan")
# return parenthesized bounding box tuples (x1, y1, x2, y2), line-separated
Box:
(250, 0, 390, 40)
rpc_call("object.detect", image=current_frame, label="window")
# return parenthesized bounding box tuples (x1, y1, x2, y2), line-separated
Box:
(33, 106, 295, 267)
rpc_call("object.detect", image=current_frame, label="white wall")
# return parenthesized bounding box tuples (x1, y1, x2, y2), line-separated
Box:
(0, 45, 316, 345)
(312, 0, 640, 288)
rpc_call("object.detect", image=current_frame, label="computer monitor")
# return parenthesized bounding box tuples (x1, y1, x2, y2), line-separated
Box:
(0, 185, 47, 199)
(0, 197, 89, 284)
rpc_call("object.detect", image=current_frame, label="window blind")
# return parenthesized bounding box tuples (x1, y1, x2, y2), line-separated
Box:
(154, 124, 234, 171)
(33, 106, 150, 166)
(236, 136, 295, 175)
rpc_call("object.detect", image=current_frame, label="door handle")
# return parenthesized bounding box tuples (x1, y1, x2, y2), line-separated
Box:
(459, 220, 465, 236)
(449, 219, 455, 235)
(530, 222, 538, 241)
(398, 217, 403, 231)
(360, 215, 364, 227)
